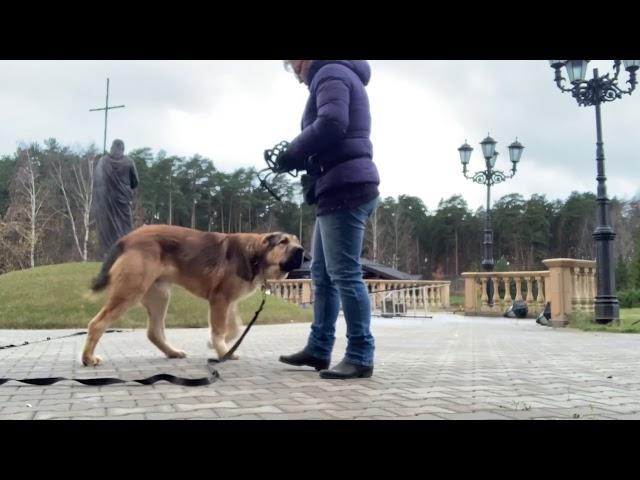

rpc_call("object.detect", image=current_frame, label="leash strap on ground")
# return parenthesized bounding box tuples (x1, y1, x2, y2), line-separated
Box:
(0, 291, 268, 387)
(0, 359, 220, 387)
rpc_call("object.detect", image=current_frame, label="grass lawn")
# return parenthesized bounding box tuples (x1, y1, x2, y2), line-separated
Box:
(569, 308, 640, 333)
(450, 294, 464, 307)
(0, 262, 313, 329)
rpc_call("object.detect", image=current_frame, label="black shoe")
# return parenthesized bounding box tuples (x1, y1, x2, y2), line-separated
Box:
(279, 349, 330, 371)
(319, 359, 373, 379)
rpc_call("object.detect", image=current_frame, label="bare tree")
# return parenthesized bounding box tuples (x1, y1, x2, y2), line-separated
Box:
(50, 148, 96, 261)
(10, 148, 52, 268)
(52, 153, 80, 259)
(78, 152, 96, 260)
(388, 202, 414, 271)
(0, 219, 30, 272)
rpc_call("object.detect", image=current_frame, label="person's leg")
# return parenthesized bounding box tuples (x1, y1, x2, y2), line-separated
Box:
(319, 197, 378, 369)
(279, 219, 336, 370)
(305, 218, 340, 360)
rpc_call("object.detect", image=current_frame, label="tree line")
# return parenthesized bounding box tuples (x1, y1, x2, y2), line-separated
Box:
(1, 139, 639, 297)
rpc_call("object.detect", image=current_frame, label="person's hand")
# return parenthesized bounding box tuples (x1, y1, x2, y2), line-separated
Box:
(264, 140, 301, 174)
(273, 149, 299, 173)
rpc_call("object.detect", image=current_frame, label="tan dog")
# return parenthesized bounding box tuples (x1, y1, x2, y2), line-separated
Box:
(82, 224, 304, 367)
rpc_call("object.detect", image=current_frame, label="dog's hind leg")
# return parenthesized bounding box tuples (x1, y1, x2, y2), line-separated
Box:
(81, 250, 153, 367)
(207, 295, 238, 360)
(82, 295, 139, 367)
(142, 282, 186, 359)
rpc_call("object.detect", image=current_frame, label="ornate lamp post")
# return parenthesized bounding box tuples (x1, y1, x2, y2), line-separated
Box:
(458, 135, 524, 304)
(548, 60, 639, 324)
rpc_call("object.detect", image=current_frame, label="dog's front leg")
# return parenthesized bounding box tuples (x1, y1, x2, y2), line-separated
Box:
(207, 295, 238, 360)
(225, 302, 243, 342)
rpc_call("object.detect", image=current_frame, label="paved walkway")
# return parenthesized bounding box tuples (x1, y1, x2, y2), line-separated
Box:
(2, 314, 640, 420)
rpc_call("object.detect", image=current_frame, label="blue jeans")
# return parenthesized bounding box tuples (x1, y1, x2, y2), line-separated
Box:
(305, 197, 378, 367)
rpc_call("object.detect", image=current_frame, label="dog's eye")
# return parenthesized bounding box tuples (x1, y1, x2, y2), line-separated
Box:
(279, 238, 289, 245)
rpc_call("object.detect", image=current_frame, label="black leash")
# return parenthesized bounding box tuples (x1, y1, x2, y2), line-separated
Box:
(0, 361, 221, 387)
(258, 140, 299, 203)
(0, 329, 123, 351)
(217, 288, 267, 361)
(0, 290, 268, 387)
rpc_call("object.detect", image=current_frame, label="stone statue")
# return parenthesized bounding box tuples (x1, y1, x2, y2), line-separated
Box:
(92, 139, 139, 256)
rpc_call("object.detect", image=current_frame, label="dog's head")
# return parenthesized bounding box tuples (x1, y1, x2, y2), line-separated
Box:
(259, 232, 304, 280)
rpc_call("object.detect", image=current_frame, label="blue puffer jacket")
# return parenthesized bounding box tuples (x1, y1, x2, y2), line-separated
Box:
(286, 60, 380, 214)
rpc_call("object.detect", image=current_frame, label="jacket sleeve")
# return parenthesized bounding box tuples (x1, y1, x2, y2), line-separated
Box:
(286, 74, 351, 169)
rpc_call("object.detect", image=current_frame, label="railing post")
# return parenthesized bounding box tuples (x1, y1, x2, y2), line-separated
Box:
(490, 276, 499, 310)
(504, 276, 512, 304)
(480, 278, 488, 308)
(423, 286, 429, 317)
(589, 267, 597, 313)
(525, 277, 534, 304)
(442, 283, 450, 308)
(515, 277, 523, 302)
(306, 280, 313, 305)
(535, 276, 545, 305)
(571, 267, 580, 312)
(579, 268, 588, 311)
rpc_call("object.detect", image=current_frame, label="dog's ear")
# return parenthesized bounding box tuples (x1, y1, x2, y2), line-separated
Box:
(262, 232, 283, 250)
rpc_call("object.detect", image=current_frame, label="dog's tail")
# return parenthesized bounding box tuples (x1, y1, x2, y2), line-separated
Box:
(90, 242, 125, 292)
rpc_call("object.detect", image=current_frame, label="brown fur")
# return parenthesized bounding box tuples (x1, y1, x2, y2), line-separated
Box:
(81, 224, 303, 367)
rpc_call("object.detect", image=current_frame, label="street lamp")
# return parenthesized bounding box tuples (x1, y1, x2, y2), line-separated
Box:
(548, 59, 639, 324)
(458, 135, 524, 304)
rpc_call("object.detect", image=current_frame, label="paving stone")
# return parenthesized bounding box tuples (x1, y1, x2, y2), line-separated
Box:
(2, 314, 640, 420)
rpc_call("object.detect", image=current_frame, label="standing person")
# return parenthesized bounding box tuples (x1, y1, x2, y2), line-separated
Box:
(273, 60, 380, 379)
(92, 139, 139, 257)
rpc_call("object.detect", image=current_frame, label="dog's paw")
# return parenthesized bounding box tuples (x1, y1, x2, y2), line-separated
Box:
(167, 349, 187, 359)
(82, 355, 103, 367)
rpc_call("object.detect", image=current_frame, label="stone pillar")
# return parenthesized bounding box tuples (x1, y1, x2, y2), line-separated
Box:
(543, 258, 597, 327)
(442, 283, 450, 308)
(462, 274, 478, 315)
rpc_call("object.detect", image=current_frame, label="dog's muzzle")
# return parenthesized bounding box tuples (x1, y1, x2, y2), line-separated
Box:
(280, 247, 305, 272)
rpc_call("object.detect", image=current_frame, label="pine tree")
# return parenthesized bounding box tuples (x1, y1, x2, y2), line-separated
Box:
(632, 236, 640, 290)
(616, 254, 630, 292)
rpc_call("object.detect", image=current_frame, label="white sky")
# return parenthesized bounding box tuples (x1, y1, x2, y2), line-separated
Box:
(1, 60, 638, 211)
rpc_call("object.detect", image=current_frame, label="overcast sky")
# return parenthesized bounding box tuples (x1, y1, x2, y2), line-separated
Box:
(1, 60, 638, 211)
